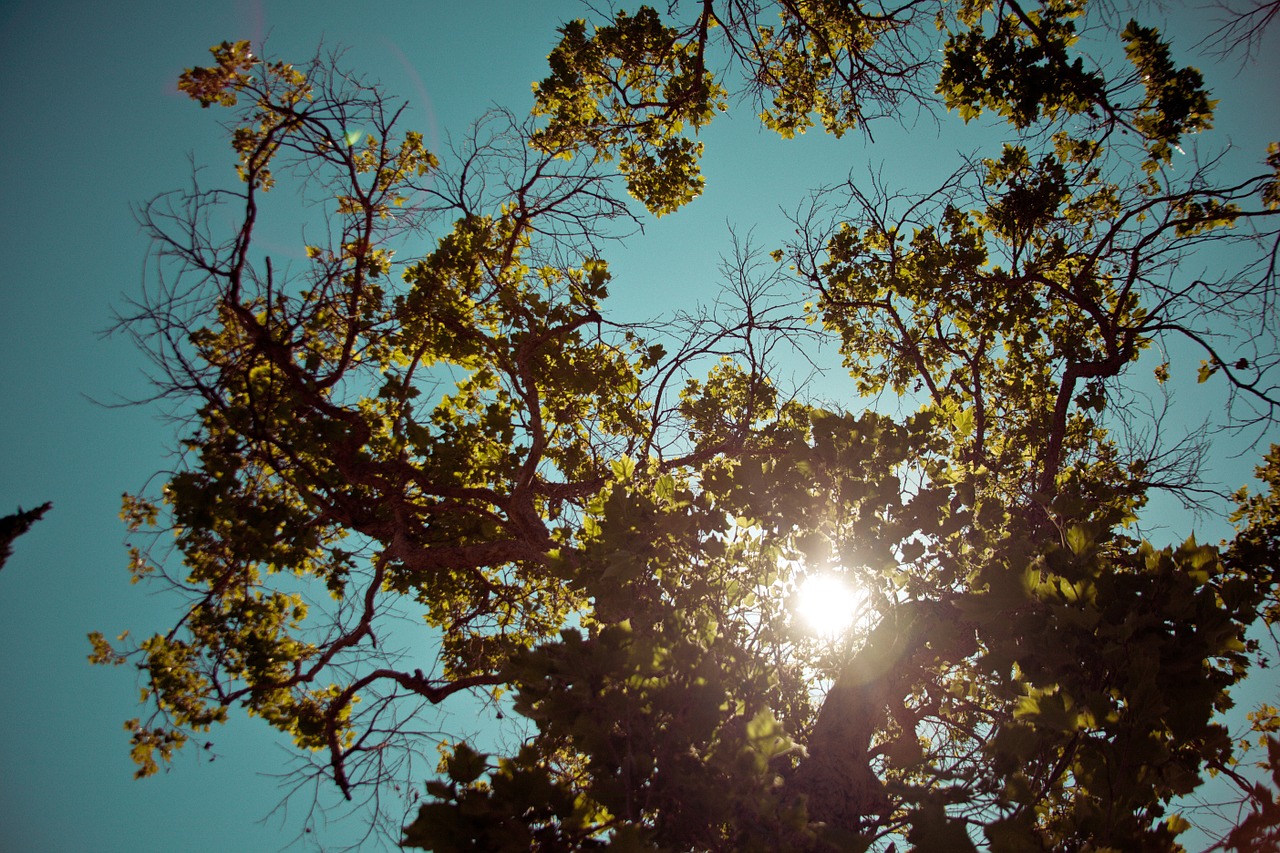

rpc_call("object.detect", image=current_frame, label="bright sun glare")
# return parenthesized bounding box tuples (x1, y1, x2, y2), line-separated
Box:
(795, 573, 865, 639)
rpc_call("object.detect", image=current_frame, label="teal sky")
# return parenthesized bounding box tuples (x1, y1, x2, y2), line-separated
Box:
(0, 1, 1276, 851)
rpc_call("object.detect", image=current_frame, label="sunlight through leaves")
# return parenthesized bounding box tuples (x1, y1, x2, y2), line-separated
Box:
(795, 572, 867, 640)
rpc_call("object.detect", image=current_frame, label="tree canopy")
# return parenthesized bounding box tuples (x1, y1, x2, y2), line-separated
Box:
(95, 2, 1280, 850)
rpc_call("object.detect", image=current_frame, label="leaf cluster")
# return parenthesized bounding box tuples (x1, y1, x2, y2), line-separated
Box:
(97, 5, 1280, 850)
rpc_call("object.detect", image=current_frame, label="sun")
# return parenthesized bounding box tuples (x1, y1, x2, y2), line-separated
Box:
(795, 572, 866, 639)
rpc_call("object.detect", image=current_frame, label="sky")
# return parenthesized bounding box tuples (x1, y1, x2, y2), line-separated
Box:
(0, 1, 1276, 851)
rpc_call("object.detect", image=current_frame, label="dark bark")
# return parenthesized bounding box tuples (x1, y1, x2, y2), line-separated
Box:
(791, 671, 892, 830)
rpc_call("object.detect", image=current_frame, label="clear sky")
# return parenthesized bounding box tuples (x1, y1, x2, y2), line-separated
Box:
(0, 1, 1276, 851)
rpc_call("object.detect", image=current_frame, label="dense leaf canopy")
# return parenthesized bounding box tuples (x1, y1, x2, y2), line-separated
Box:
(97, 2, 1280, 850)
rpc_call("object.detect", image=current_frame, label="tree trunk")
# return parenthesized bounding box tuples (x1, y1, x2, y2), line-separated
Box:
(791, 672, 892, 830)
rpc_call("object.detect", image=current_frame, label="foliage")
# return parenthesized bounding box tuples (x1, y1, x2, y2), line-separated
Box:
(0, 502, 52, 571)
(97, 3, 1280, 850)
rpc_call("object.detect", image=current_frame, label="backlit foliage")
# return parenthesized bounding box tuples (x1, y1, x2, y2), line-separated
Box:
(97, 3, 1280, 848)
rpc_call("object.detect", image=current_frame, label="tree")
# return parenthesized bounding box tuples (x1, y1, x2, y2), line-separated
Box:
(1199, 0, 1280, 60)
(0, 502, 51, 572)
(93, 2, 1280, 849)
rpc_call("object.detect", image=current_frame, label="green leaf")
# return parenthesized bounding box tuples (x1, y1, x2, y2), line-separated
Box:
(610, 456, 636, 481)
(654, 473, 675, 504)
(1066, 525, 1094, 555)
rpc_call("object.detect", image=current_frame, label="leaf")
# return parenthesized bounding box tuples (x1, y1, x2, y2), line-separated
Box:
(445, 742, 489, 785)
(907, 801, 980, 852)
(425, 779, 454, 799)
(611, 456, 636, 481)
(654, 473, 675, 504)
(1066, 525, 1094, 555)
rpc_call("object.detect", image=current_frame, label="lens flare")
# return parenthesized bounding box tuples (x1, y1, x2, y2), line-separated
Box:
(795, 573, 864, 639)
